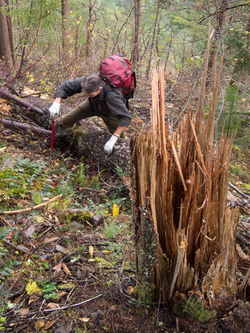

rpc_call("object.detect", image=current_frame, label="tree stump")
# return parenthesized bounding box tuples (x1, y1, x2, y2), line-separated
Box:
(131, 67, 239, 306)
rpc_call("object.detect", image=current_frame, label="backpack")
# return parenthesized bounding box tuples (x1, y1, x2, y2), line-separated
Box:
(99, 54, 136, 109)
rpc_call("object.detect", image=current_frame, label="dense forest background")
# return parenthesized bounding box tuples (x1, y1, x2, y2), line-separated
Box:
(0, 0, 249, 151)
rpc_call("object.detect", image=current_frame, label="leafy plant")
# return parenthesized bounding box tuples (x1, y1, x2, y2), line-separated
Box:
(0, 227, 21, 282)
(103, 219, 121, 238)
(41, 280, 58, 300)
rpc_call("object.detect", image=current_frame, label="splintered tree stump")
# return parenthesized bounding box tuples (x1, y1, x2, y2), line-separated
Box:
(132, 65, 239, 307)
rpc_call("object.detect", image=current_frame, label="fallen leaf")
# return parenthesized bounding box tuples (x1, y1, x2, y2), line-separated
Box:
(89, 245, 94, 258)
(44, 236, 59, 244)
(53, 263, 62, 272)
(28, 295, 40, 305)
(44, 320, 56, 329)
(26, 280, 41, 295)
(34, 319, 44, 331)
(57, 291, 68, 301)
(19, 308, 29, 315)
(57, 282, 76, 290)
(24, 225, 36, 238)
(113, 203, 119, 216)
(79, 318, 90, 322)
(126, 286, 134, 295)
(62, 263, 72, 276)
(54, 323, 72, 333)
(47, 302, 60, 309)
(55, 244, 69, 254)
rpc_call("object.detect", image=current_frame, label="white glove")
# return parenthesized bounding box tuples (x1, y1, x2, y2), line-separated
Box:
(49, 101, 60, 118)
(104, 134, 119, 155)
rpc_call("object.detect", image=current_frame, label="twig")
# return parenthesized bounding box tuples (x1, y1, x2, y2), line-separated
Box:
(229, 182, 249, 199)
(40, 294, 103, 313)
(1, 239, 28, 253)
(0, 194, 62, 215)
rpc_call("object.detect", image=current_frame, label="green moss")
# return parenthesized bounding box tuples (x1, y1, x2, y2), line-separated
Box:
(72, 126, 87, 141)
(63, 210, 93, 224)
(182, 297, 216, 323)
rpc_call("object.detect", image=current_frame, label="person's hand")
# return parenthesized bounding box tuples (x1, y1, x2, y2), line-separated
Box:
(104, 134, 119, 155)
(49, 101, 60, 118)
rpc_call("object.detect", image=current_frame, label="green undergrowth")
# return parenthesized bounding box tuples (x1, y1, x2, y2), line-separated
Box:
(229, 145, 250, 193)
(0, 149, 131, 214)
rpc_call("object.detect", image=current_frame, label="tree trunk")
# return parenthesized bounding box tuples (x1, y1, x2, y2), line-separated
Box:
(132, 66, 239, 306)
(0, 0, 12, 69)
(131, 0, 141, 71)
(62, 0, 70, 54)
(145, 1, 160, 80)
(85, 0, 96, 58)
(206, 0, 229, 87)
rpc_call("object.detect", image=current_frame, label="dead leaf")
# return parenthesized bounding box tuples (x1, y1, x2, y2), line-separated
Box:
(19, 308, 29, 315)
(24, 225, 36, 238)
(47, 302, 60, 309)
(44, 320, 56, 329)
(0, 98, 12, 116)
(57, 291, 68, 301)
(44, 236, 59, 244)
(34, 319, 45, 331)
(58, 282, 75, 290)
(28, 295, 40, 305)
(62, 263, 72, 276)
(79, 318, 90, 322)
(22, 86, 39, 96)
(53, 263, 62, 272)
(54, 323, 73, 333)
(126, 286, 134, 295)
(55, 244, 69, 254)
(89, 245, 94, 258)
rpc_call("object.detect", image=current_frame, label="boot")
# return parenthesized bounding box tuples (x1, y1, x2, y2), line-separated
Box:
(45, 121, 66, 146)
(54, 122, 66, 142)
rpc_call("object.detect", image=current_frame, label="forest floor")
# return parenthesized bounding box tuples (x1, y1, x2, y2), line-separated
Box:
(0, 94, 249, 333)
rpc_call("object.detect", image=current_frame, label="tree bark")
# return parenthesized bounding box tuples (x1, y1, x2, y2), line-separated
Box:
(131, 0, 141, 71)
(62, 0, 70, 54)
(0, 0, 12, 69)
(206, 0, 229, 87)
(85, 0, 96, 58)
(0, 118, 51, 135)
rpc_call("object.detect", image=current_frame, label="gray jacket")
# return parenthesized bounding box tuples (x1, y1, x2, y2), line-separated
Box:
(54, 76, 131, 127)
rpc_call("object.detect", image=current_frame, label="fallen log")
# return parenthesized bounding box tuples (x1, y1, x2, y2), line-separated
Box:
(0, 89, 44, 115)
(1, 94, 131, 172)
(0, 118, 51, 135)
(69, 122, 131, 173)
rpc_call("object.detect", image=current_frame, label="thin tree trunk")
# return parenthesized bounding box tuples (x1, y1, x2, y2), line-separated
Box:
(206, 0, 228, 86)
(62, 0, 70, 54)
(0, 0, 12, 70)
(131, 0, 141, 71)
(145, 1, 160, 80)
(85, 0, 96, 58)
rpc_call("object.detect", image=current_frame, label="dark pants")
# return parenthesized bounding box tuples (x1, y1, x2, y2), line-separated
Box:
(60, 99, 119, 134)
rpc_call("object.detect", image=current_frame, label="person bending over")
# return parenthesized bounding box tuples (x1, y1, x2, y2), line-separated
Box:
(48, 74, 131, 155)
